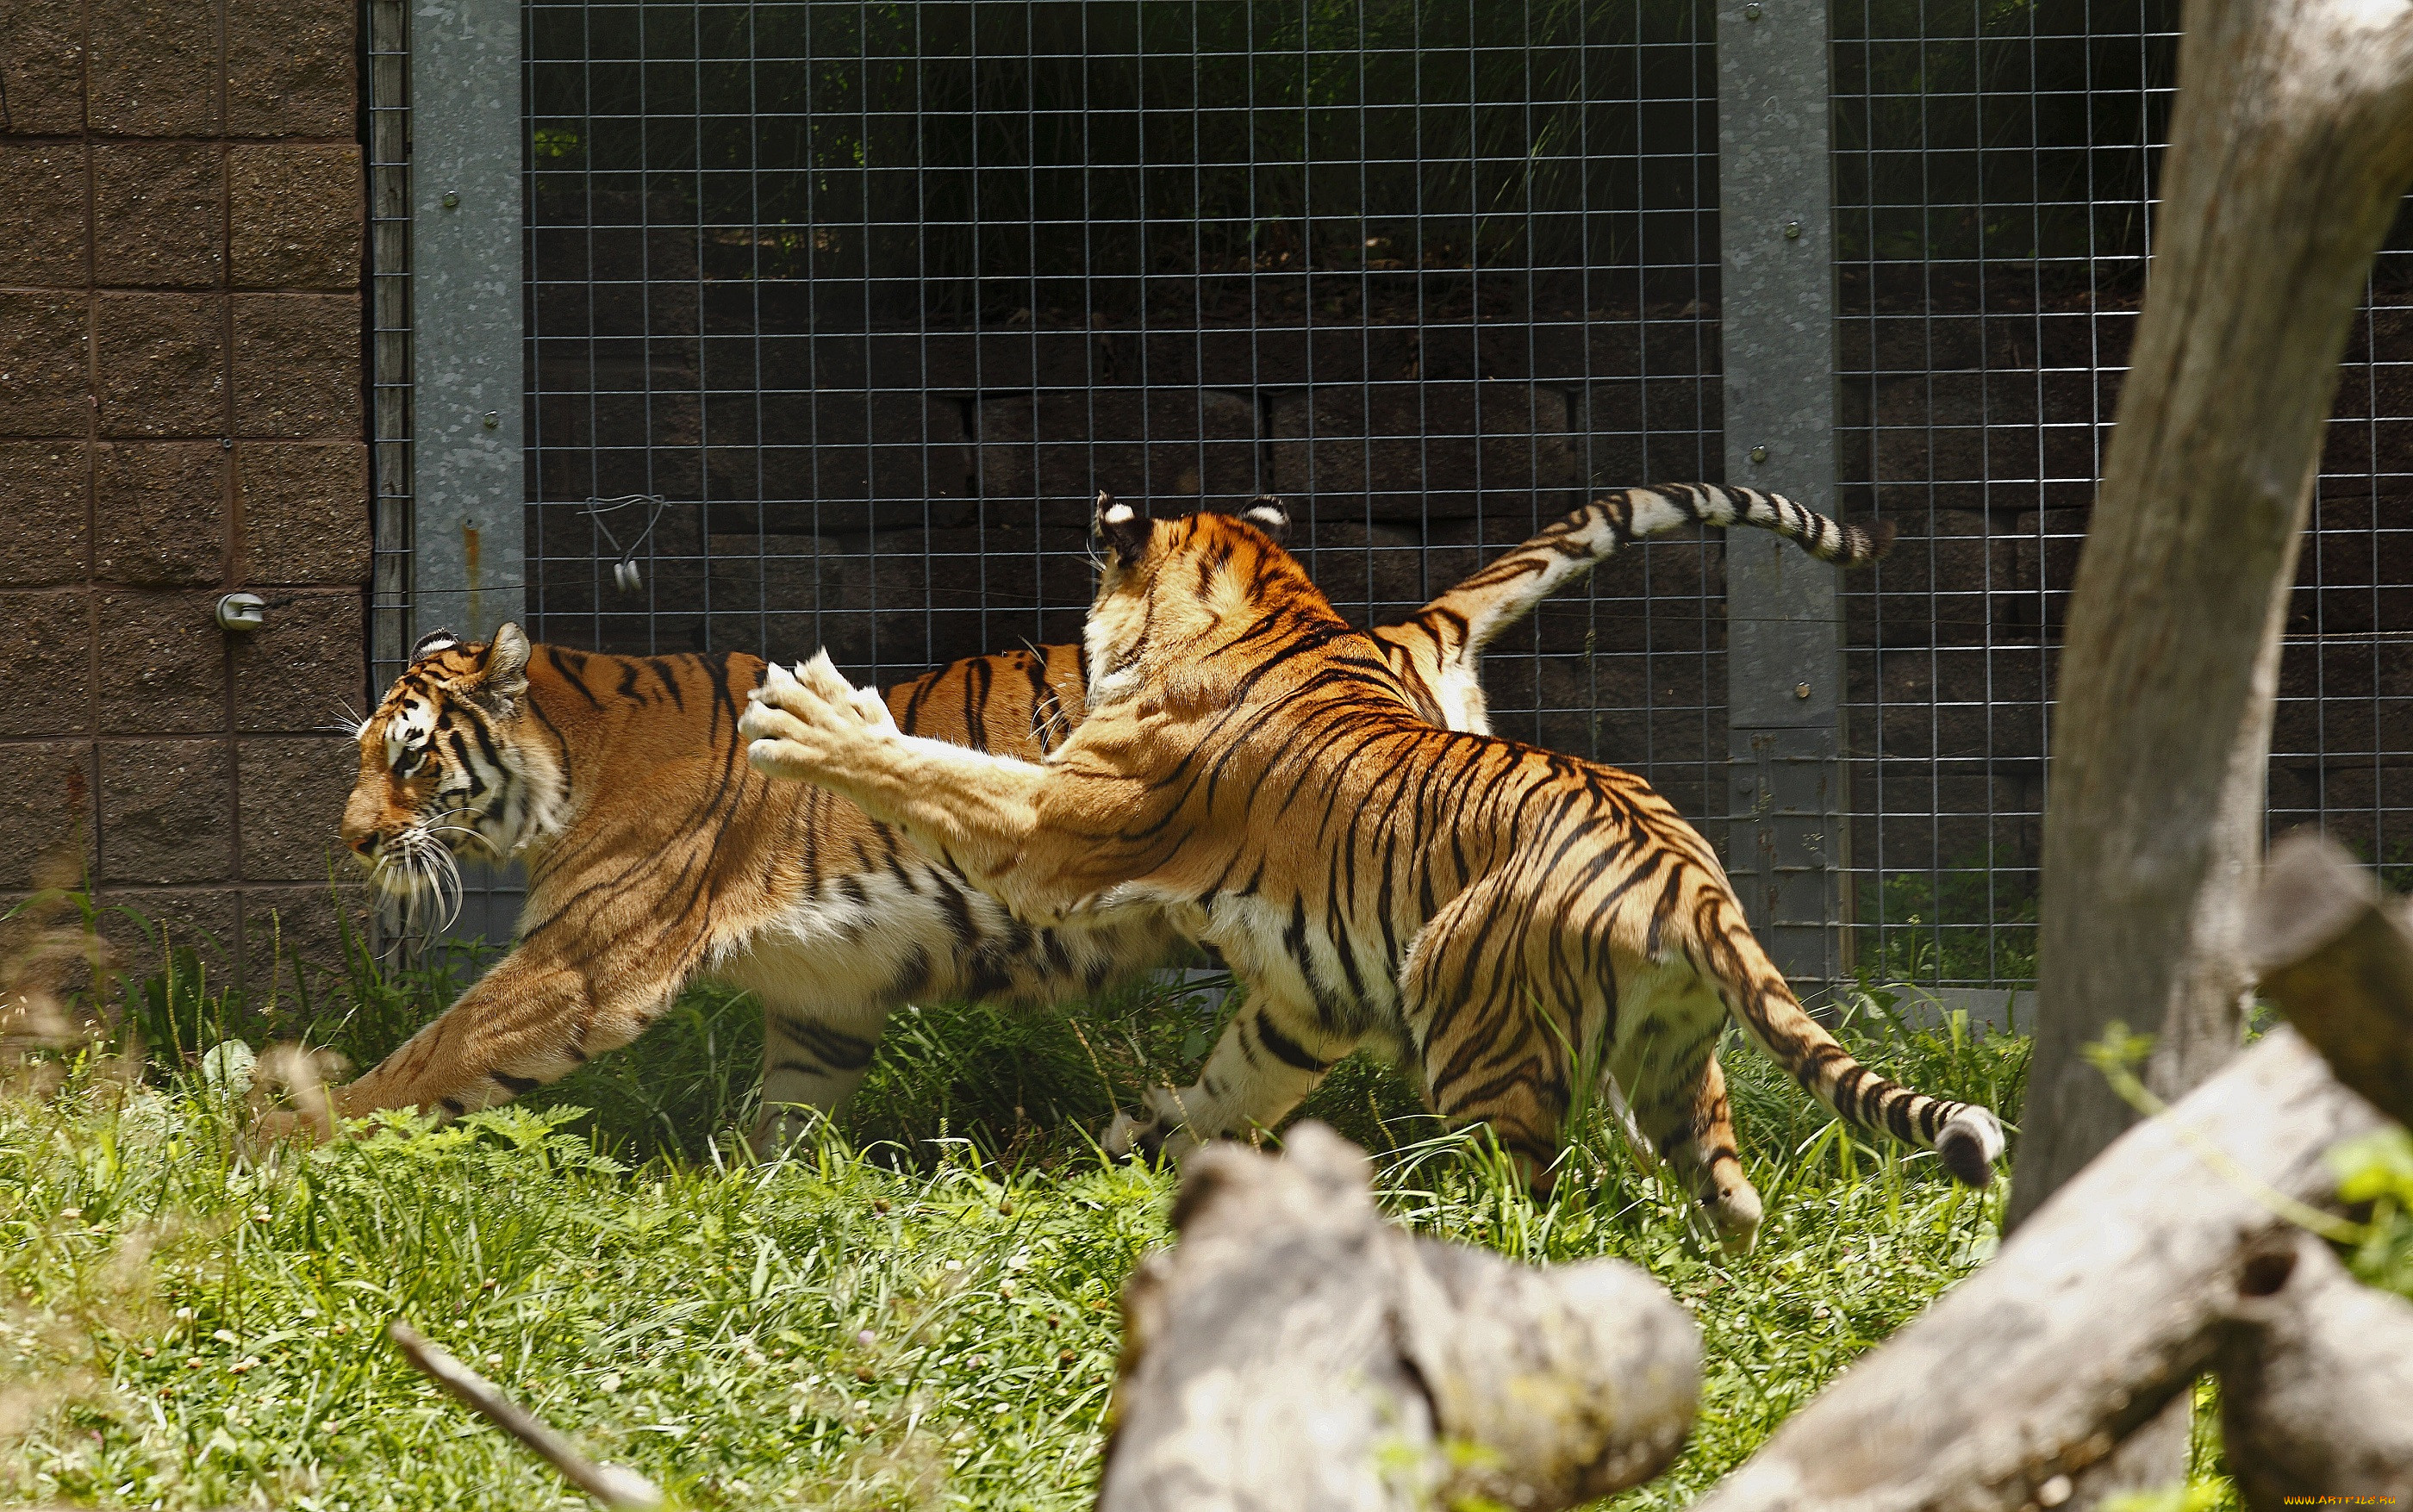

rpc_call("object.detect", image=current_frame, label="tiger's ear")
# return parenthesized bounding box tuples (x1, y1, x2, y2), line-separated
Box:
(1239, 495, 1290, 545)
(477, 622, 532, 706)
(411, 627, 461, 661)
(1095, 490, 1151, 568)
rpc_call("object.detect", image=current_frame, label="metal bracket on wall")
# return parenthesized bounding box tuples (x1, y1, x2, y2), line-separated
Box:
(1718, 0, 1850, 991)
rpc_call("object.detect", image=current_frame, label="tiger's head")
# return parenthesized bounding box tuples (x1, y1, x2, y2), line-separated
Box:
(341, 624, 566, 924)
(1084, 491, 1344, 710)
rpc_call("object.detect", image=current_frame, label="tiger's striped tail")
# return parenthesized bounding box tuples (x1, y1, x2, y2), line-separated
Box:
(1713, 917, 2006, 1187)
(1410, 482, 1893, 662)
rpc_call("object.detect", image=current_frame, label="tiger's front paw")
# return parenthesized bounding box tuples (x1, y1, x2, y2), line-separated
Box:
(742, 651, 897, 782)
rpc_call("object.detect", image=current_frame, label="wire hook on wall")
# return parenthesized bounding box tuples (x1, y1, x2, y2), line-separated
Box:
(581, 495, 671, 594)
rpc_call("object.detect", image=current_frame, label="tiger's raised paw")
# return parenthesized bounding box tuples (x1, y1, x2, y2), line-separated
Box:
(742, 651, 897, 782)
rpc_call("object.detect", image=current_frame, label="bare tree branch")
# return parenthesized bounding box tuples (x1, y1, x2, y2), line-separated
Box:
(390, 1322, 663, 1509)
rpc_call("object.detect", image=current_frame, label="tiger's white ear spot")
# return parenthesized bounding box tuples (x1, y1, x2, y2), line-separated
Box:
(1241, 498, 1290, 543)
(1103, 502, 1135, 525)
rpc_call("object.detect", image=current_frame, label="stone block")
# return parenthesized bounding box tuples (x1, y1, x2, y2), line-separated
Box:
(0, 443, 90, 587)
(95, 295, 228, 439)
(0, 292, 91, 437)
(86, 0, 220, 135)
(976, 389, 1262, 526)
(1849, 509, 2019, 649)
(1851, 646, 2053, 768)
(240, 883, 371, 1005)
(231, 590, 363, 731)
(92, 887, 242, 992)
(237, 736, 356, 881)
(0, 146, 88, 287)
(0, 744, 96, 889)
(226, 0, 355, 136)
(94, 589, 227, 735)
(91, 144, 225, 290)
(725, 394, 976, 533)
(231, 296, 360, 438)
(0, 0, 86, 134)
(236, 443, 371, 583)
(98, 740, 234, 886)
(0, 591, 93, 737)
(94, 444, 229, 586)
(2004, 508, 2090, 639)
(1267, 383, 1580, 521)
(229, 146, 363, 289)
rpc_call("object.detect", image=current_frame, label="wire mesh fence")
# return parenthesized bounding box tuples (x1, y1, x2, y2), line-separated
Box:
(360, 0, 2413, 988)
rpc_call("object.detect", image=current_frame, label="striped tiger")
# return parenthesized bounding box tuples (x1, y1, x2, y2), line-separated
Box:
(739, 488, 1993, 1241)
(282, 484, 1887, 1161)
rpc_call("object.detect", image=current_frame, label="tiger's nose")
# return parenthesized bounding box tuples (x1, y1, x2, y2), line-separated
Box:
(352, 832, 380, 856)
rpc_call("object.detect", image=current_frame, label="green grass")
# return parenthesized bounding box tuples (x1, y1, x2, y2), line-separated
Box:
(3, 896, 2250, 1510)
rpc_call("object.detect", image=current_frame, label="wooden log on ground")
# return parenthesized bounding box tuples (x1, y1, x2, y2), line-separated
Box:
(2248, 831, 2413, 1129)
(1687, 1029, 2386, 1512)
(1097, 1123, 1699, 1512)
(2215, 1228, 2413, 1509)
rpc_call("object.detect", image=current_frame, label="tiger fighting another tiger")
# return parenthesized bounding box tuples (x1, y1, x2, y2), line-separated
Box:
(290, 485, 1891, 1166)
(739, 491, 2003, 1244)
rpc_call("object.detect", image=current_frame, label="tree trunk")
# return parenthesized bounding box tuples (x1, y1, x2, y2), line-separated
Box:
(1098, 1123, 1700, 1512)
(1687, 1029, 2386, 1512)
(2012, 0, 2413, 1231)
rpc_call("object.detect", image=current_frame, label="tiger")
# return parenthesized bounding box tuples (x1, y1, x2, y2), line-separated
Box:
(277, 483, 1892, 1161)
(736, 488, 1997, 1243)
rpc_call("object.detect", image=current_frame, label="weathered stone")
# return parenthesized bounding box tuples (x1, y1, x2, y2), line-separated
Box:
(229, 146, 363, 289)
(976, 389, 1262, 526)
(239, 882, 371, 1005)
(98, 740, 234, 886)
(0, 0, 86, 134)
(231, 296, 360, 438)
(0, 591, 93, 737)
(1849, 645, 2053, 770)
(237, 737, 357, 881)
(0, 743, 96, 890)
(226, 0, 355, 136)
(1268, 383, 1580, 521)
(720, 394, 976, 533)
(230, 591, 364, 732)
(0, 145, 88, 288)
(235, 443, 371, 583)
(91, 887, 242, 992)
(0, 292, 92, 438)
(94, 444, 229, 586)
(2005, 508, 2091, 639)
(95, 589, 227, 735)
(0, 443, 90, 587)
(86, 0, 220, 135)
(95, 295, 228, 439)
(92, 145, 225, 289)
(1845, 509, 2020, 649)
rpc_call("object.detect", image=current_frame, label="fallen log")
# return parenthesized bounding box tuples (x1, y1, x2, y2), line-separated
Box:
(1687, 1028, 2385, 1512)
(2248, 831, 2413, 1129)
(2215, 1228, 2413, 1509)
(1097, 1123, 1699, 1512)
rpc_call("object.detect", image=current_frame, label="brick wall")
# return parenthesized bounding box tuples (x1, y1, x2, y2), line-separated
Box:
(0, 0, 370, 998)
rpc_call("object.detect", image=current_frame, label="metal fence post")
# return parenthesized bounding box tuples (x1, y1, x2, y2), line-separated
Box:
(409, 0, 527, 948)
(1718, 0, 1849, 992)
(411, 0, 525, 646)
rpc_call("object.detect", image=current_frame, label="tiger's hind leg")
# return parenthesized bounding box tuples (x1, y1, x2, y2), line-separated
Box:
(1397, 878, 1587, 1196)
(1606, 976, 1763, 1247)
(1102, 989, 1356, 1166)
